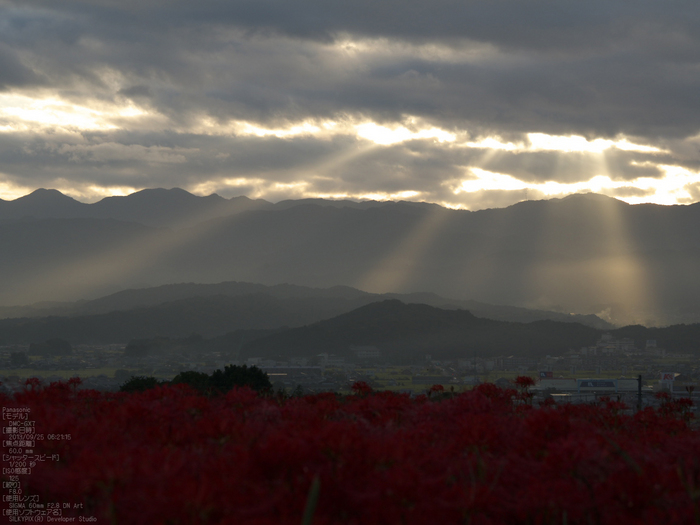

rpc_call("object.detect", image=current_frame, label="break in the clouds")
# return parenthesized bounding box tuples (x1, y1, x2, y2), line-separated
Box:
(1, 0, 699, 208)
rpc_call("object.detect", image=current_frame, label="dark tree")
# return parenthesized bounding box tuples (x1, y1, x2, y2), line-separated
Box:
(171, 370, 213, 395)
(209, 365, 271, 394)
(119, 376, 166, 393)
(117, 366, 270, 395)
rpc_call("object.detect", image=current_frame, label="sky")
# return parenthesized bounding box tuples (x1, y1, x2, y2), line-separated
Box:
(1, 0, 700, 210)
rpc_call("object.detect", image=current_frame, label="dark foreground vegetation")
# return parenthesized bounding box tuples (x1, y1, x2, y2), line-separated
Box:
(3, 378, 699, 524)
(119, 364, 272, 394)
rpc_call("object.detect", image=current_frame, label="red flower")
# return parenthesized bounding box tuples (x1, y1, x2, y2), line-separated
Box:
(24, 377, 42, 390)
(513, 375, 536, 388)
(351, 381, 373, 396)
(9, 378, 700, 524)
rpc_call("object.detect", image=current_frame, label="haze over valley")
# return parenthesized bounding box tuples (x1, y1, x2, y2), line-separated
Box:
(1, 188, 699, 327)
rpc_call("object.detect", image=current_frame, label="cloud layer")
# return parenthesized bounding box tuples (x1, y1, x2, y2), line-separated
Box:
(1, 0, 699, 208)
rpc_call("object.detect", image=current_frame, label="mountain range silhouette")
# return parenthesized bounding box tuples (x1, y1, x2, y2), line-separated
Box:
(1, 188, 698, 326)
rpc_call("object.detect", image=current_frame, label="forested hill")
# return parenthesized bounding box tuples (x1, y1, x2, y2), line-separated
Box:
(240, 300, 700, 361)
(3, 296, 699, 360)
(241, 300, 603, 360)
(0, 294, 358, 344)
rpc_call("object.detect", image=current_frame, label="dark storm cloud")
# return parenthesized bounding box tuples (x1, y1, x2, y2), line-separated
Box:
(118, 85, 152, 99)
(35, 0, 693, 55)
(3, 0, 699, 136)
(2, 126, 411, 197)
(477, 149, 667, 184)
(1, 0, 699, 204)
(0, 44, 41, 89)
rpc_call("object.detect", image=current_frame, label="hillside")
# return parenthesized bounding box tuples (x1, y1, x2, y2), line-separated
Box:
(1, 190, 699, 325)
(241, 300, 700, 361)
(241, 300, 603, 360)
(0, 284, 612, 344)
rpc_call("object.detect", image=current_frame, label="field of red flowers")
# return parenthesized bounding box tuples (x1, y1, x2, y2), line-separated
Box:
(3, 379, 700, 524)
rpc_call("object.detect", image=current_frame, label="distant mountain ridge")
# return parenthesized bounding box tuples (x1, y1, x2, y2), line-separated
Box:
(239, 299, 700, 360)
(0, 293, 359, 344)
(0, 281, 612, 344)
(0, 188, 273, 228)
(4, 292, 697, 360)
(0, 187, 405, 228)
(78, 282, 611, 328)
(1, 189, 699, 325)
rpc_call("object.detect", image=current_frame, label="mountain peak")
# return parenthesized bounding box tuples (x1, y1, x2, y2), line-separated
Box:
(560, 192, 625, 204)
(1, 189, 86, 220)
(122, 187, 196, 200)
(18, 188, 78, 203)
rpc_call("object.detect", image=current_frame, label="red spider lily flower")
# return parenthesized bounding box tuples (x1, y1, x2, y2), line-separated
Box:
(24, 376, 42, 390)
(351, 381, 373, 396)
(513, 375, 536, 388)
(10, 380, 700, 524)
(540, 397, 556, 408)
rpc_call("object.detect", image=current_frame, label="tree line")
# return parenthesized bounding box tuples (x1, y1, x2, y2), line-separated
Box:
(119, 364, 272, 395)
